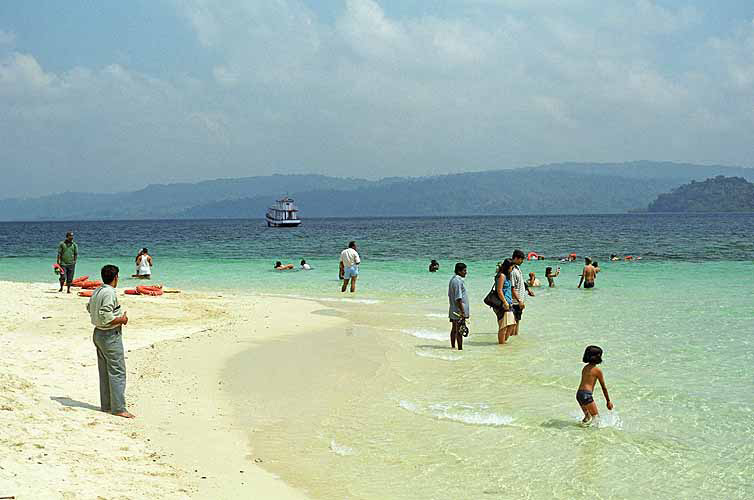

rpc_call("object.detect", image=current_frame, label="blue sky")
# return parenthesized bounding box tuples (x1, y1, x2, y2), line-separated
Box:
(1, 0, 753, 197)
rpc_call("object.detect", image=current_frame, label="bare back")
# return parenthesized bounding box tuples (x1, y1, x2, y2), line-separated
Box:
(582, 265, 596, 281)
(578, 364, 604, 392)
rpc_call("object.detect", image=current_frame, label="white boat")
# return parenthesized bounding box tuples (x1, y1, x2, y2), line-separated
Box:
(265, 197, 301, 227)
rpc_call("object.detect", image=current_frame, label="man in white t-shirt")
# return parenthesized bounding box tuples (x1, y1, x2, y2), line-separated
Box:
(340, 241, 361, 293)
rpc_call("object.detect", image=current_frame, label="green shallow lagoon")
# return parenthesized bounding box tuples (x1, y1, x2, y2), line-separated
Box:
(227, 259, 754, 499)
(1, 215, 753, 498)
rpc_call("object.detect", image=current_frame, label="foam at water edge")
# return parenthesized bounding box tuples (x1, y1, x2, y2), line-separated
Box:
(425, 313, 448, 319)
(329, 439, 356, 456)
(415, 349, 462, 361)
(317, 297, 381, 305)
(401, 328, 448, 341)
(399, 401, 513, 427)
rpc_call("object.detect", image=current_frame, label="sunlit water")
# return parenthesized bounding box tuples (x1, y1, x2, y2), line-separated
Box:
(1, 215, 753, 499)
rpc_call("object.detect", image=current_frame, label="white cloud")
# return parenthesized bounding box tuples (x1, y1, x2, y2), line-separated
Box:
(0, 53, 55, 92)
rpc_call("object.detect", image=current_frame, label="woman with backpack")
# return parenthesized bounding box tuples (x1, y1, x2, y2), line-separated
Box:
(486, 259, 517, 345)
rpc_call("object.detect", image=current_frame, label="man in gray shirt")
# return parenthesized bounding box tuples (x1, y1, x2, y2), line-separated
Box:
(86, 265, 133, 418)
(448, 262, 469, 350)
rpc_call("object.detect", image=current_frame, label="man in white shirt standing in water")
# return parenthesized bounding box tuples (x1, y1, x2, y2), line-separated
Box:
(340, 241, 361, 293)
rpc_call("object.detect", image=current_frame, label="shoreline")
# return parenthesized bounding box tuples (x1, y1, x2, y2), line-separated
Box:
(0, 280, 347, 499)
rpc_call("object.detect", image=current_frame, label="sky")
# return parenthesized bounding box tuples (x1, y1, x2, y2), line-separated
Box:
(1, 0, 753, 198)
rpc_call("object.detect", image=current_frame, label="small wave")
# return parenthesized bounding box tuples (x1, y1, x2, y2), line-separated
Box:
(317, 297, 381, 305)
(399, 400, 513, 427)
(415, 349, 462, 361)
(570, 410, 623, 430)
(401, 328, 447, 341)
(329, 439, 356, 456)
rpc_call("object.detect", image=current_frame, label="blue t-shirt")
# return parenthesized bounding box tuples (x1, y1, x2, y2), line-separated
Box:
(448, 274, 469, 320)
(501, 273, 513, 304)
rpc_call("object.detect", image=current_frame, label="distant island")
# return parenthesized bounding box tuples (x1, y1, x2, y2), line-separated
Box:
(647, 176, 754, 212)
(2, 161, 754, 220)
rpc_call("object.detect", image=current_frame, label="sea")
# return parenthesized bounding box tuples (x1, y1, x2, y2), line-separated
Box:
(1, 214, 753, 499)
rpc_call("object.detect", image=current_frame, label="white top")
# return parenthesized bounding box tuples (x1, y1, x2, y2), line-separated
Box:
(138, 254, 151, 275)
(301, 263, 311, 270)
(340, 248, 361, 268)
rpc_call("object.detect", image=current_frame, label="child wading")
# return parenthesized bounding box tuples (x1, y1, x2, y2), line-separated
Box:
(576, 345, 614, 425)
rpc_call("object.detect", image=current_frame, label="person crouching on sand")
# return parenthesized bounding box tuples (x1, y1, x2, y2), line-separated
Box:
(448, 263, 469, 350)
(133, 248, 153, 279)
(87, 265, 134, 418)
(576, 345, 613, 426)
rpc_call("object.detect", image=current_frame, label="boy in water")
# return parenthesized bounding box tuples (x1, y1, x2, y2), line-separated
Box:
(576, 345, 613, 425)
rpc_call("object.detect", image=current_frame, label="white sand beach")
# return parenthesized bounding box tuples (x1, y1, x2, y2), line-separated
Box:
(0, 281, 345, 499)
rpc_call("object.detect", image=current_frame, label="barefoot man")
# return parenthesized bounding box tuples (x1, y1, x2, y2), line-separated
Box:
(87, 265, 134, 418)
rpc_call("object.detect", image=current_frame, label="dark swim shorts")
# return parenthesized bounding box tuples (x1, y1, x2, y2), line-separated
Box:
(512, 304, 523, 321)
(576, 390, 594, 406)
(584, 281, 595, 289)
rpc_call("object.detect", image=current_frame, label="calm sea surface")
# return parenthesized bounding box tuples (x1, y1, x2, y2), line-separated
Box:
(1, 214, 753, 499)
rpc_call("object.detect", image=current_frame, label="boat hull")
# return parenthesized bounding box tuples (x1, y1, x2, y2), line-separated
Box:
(266, 216, 301, 227)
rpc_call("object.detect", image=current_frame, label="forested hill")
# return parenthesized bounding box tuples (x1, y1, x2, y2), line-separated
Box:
(647, 176, 754, 212)
(1, 162, 753, 220)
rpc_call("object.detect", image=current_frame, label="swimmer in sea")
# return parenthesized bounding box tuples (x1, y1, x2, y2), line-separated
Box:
(576, 345, 613, 425)
(429, 259, 440, 272)
(527, 272, 541, 288)
(592, 261, 601, 273)
(610, 254, 620, 261)
(578, 257, 596, 289)
(545, 266, 560, 287)
(274, 261, 294, 270)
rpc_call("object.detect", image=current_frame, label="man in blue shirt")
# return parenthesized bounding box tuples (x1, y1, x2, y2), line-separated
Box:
(448, 262, 469, 350)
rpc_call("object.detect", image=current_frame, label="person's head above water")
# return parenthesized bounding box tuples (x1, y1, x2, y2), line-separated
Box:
(300, 259, 306, 265)
(431, 259, 438, 264)
(348, 241, 357, 249)
(545, 266, 553, 276)
(592, 261, 599, 267)
(274, 261, 282, 268)
(529, 272, 536, 278)
(582, 345, 603, 364)
(101, 264, 119, 286)
(454, 262, 467, 277)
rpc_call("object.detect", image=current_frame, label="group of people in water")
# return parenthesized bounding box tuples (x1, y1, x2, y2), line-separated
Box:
(446, 249, 613, 424)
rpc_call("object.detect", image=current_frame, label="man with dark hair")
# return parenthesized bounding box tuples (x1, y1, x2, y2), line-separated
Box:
(510, 249, 534, 336)
(56, 231, 78, 294)
(86, 265, 133, 418)
(578, 257, 597, 289)
(448, 262, 469, 350)
(340, 241, 361, 293)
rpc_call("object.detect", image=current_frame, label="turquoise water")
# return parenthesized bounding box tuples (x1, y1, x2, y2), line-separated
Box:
(2, 216, 753, 498)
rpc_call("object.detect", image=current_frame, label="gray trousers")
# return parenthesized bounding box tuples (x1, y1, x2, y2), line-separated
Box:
(92, 327, 126, 413)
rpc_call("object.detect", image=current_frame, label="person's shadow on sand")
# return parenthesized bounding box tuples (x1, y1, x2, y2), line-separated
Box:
(50, 396, 101, 412)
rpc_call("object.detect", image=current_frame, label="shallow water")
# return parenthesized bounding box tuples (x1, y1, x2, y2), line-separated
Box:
(2, 215, 753, 499)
